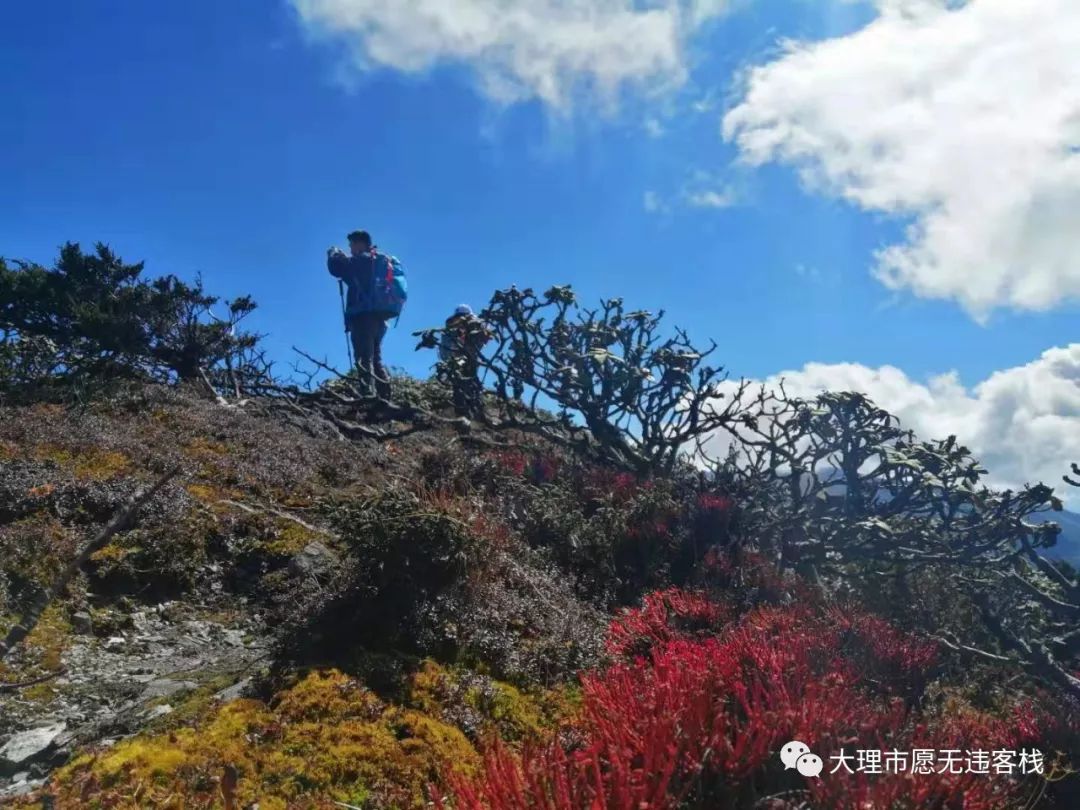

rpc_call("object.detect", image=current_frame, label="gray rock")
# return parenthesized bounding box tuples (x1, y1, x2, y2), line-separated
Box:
(0, 778, 43, 799)
(140, 679, 197, 700)
(0, 723, 66, 773)
(222, 629, 246, 647)
(213, 676, 253, 703)
(144, 704, 173, 720)
(288, 541, 339, 580)
(70, 611, 93, 635)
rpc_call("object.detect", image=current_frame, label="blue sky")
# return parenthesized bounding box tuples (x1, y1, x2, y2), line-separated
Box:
(2, 0, 1078, 497)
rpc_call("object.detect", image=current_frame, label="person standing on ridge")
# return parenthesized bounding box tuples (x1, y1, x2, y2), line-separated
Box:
(439, 304, 490, 417)
(327, 229, 408, 399)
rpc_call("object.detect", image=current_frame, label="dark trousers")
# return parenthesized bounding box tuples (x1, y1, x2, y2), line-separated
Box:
(450, 356, 482, 417)
(348, 313, 390, 397)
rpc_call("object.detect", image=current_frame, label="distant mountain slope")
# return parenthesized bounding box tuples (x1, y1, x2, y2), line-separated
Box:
(1038, 509, 1080, 565)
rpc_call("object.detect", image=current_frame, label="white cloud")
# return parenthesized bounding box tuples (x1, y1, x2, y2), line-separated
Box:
(685, 187, 736, 208)
(643, 117, 666, 138)
(643, 190, 665, 212)
(290, 0, 731, 110)
(710, 344, 1080, 504)
(680, 168, 739, 208)
(722, 0, 1080, 320)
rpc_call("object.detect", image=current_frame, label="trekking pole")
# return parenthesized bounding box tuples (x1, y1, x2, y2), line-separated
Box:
(338, 280, 355, 369)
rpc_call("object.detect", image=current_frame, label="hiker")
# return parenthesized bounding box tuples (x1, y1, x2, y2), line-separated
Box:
(327, 230, 407, 399)
(439, 304, 490, 417)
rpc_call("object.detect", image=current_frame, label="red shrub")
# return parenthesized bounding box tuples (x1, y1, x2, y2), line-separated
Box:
(606, 588, 730, 659)
(581, 468, 640, 504)
(494, 450, 528, 477)
(826, 608, 939, 691)
(697, 493, 734, 514)
(529, 454, 560, 484)
(439, 592, 1070, 810)
(492, 450, 561, 484)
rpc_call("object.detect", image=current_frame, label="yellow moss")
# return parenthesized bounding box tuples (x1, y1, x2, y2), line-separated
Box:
(406, 660, 571, 742)
(185, 481, 242, 506)
(396, 709, 480, 779)
(74, 450, 132, 480)
(24, 604, 71, 672)
(265, 520, 319, 556)
(31, 445, 132, 480)
(407, 660, 451, 717)
(23, 681, 59, 702)
(465, 680, 546, 739)
(0, 605, 72, 693)
(89, 543, 132, 564)
(50, 669, 480, 809)
(274, 669, 384, 722)
(92, 735, 194, 782)
(31, 446, 73, 467)
(181, 437, 231, 462)
(149, 407, 172, 423)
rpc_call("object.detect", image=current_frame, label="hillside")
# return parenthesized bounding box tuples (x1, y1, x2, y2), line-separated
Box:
(0, 380, 1074, 808)
(1, 249, 1078, 808)
(0, 382, 606, 805)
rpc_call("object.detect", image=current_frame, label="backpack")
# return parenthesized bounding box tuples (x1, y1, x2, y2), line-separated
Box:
(370, 250, 408, 320)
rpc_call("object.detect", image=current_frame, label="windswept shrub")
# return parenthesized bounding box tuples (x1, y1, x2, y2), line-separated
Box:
(415, 285, 752, 475)
(0, 242, 261, 398)
(281, 490, 479, 665)
(277, 488, 606, 687)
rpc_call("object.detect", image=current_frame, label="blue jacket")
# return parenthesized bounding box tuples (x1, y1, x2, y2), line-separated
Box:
(328, 249, 380, 316)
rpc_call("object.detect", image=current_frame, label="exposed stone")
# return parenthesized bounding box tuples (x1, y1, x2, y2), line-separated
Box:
(0, 777, 44, 800)
(140, 679, 196, 700)
(213, 676, 252, 703)
(0, 723, 66, 774)
(288, 541, 339, 581)
(70, 612, 93, 635)
(144, 704, 173, 721)
(222, 629, 246, 647)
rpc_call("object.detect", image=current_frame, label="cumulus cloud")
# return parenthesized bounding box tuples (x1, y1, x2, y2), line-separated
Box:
(684, 187, 736, 208)
(709, 344, 1080, 504)
(677, 168, 739, 208)
(723, 0, 1080, 319)
(290, 0, 730, 110)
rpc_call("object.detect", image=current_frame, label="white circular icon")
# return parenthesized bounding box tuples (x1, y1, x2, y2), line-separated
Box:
(796, 752, 823, 778)
(780, 740, 811, 770)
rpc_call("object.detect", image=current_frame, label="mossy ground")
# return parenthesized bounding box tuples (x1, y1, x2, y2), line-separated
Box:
(1, 384, 597, 808)
(47, 666, 561, 809)
(0, 604, 72, 692)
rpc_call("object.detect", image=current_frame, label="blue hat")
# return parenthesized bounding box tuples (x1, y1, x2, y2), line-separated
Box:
(454, 304, 474, 317)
